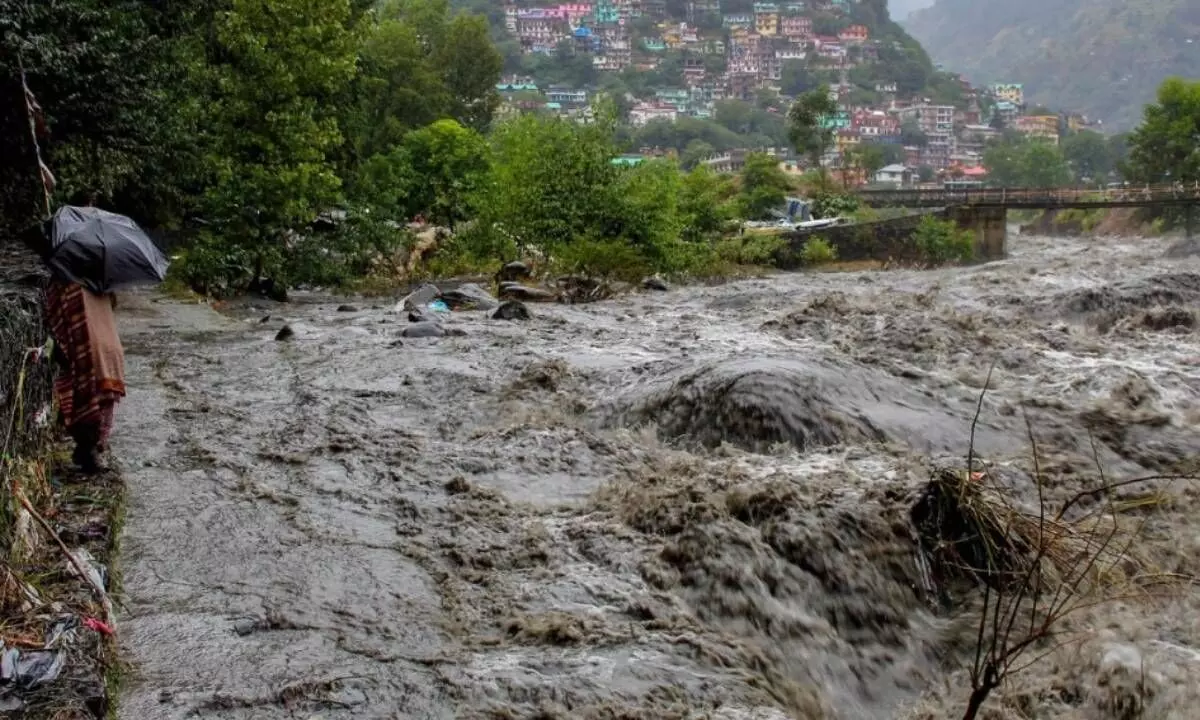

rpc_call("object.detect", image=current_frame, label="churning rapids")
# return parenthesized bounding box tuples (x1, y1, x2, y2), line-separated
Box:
(113, 232, 1200, 720)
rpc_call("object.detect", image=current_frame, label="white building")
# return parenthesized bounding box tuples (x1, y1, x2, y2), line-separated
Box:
(874, 164, 913, 187)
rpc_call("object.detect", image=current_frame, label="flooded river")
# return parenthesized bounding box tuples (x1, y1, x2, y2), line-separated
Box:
(113, 231, 1200, 719)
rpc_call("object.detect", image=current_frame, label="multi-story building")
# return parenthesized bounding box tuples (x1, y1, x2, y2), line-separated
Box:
(989, 83, 1024, 106)
(1015, 114, 1060, 143)
(781, 14, 811, 38)
(897, 102, 954, 135)
(852, 109, 900, 138)
(838, 24, 868, 44)
(992, 100, 1020, 127)
(546, 87, 589, 105)
(683, 56, 707, 85)
(812, 36, 845, 61)
(629, 102, 678, 125)
(723, 13, 753, 27)
(755, 10, 779, 35)
(516, 10, 569, 50)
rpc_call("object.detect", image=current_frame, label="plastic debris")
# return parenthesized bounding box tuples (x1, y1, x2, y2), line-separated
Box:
(67, 548, 108, 591)
(0, 641, 65, 691)
(427, 299, 449, 313)
(84, 617, 115, 637)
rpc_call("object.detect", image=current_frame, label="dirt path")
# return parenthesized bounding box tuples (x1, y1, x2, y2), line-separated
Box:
(113, 233, 1200, 719)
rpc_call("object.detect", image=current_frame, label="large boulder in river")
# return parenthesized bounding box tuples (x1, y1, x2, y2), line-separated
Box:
(493, 300, 531, 320)
(497, 261, 532, 282)
(398, 283, 441, 312)
(440, 283, 498, 311)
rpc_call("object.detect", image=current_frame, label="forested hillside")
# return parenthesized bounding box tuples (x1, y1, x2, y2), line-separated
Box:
(904, 0, 1200, 129)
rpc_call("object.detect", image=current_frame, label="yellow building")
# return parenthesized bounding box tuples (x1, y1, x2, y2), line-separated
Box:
(755, 11, 778, 35)
(1015, 114, 1059, 143)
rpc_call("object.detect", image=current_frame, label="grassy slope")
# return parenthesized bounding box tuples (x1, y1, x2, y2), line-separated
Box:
(903, 0, 1200, 130)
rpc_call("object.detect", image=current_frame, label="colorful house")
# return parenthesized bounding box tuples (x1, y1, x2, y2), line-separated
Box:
(755, 11, 779, 35)
(781, 14, 811, 37)
(989, 83, 1024, 106)
(838, 24, 868, 44)
(1015, 114, 1060, 142)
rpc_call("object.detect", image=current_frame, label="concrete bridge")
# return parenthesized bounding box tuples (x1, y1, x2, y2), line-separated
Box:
(855, 183, 1200, 259)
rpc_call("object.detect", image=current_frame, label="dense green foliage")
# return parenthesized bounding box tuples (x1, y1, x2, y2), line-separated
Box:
(800, 237, 838, 265)
(1124, 78, 1200, 186)
(982, 137, 1073, 188)
(787, 87, 839, 170)
(912, 216, 975, 264)
(737, 153, 793, 221)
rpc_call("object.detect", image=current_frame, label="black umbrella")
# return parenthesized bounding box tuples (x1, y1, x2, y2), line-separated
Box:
(41, 206, 169, 294)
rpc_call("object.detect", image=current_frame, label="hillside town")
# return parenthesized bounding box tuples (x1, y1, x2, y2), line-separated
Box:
(495, 0, 1099, 187)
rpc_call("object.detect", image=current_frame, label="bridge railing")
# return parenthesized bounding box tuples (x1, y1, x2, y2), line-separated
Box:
(857, 182, 1200, 206)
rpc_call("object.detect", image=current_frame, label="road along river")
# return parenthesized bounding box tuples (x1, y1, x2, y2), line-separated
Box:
(113, 231, 1200, 719)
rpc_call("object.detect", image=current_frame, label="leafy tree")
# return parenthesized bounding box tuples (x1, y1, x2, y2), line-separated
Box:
(197, 0, 358, 279)
(843, 144, 886, 181)
(437, 13, 503, 131)
(737, 152, 791, 220)
(1060, 130, 1116, 183)
(473, 114, 620, 258)
(0, 0, 190, 221)
(679, 165, 733, 242)
(900, 120, 929, 147)
(875, 142, 908, 166)
(787, 86, 838, 170)
(917, 165, 935, 183)
(982, 137, 1072, 187)
(401, 119, 490, 227)
(681, 139, 717, 170)
(1124, 77, 1200, 185)
(781, 60, 818, 97)
(347, 0, 500, 163)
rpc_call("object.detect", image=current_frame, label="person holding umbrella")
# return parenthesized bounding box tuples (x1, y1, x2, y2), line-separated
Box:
(37, 205, 170, 473)
(44, 273, 126, 472)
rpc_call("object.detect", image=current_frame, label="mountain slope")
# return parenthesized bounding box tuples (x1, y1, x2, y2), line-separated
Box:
(887, 0, 933, 21)
(904, 0, 1200, 130)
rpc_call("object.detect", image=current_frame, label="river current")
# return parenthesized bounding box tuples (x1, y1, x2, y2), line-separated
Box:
(113, 231, 1200, 719)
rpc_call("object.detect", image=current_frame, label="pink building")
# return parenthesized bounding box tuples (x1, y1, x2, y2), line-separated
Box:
(838, 24, 869, 44)
(781, 15, 812, 38)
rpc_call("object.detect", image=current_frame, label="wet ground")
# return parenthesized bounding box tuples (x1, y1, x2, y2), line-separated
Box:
(113, 232, 1200, 719)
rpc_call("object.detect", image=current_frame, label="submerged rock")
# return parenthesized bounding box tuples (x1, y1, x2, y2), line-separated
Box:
(642, 276, 670, 292)
(401, 321, 448, 338)
(274, 325, 295, 341)
(1165, 236, 1200, 259)
(606, 356, 1017, 455)
(336, 304, 358, 313)
(493, 300, 531, 321)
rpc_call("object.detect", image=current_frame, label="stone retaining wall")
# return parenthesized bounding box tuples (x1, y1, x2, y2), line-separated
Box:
(775, 212, 943, 269)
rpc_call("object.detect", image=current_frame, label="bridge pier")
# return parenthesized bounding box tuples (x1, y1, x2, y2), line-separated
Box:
(945, 206, 1007, 261)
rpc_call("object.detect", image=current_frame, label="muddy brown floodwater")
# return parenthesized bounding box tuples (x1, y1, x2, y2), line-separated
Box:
(113, 232, 1200, 720)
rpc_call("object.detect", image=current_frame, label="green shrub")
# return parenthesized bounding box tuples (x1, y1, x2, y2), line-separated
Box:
(811, 191, 861, 219)
(171, 210, 413, 296)
(800, 236, 838, 265)
(715, 233, 787, 267)
(912, 216, 975, 265)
